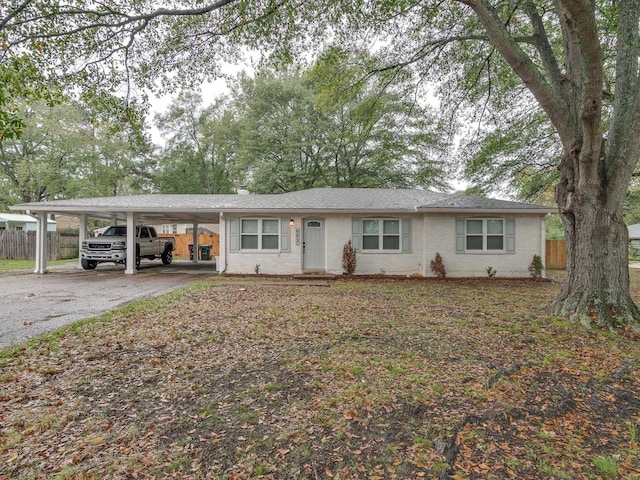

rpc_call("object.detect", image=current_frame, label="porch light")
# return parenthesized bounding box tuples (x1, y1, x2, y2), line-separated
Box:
(289, 219, 295, 227)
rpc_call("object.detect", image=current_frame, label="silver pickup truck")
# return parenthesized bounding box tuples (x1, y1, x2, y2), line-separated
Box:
(80, 225, 175, 270)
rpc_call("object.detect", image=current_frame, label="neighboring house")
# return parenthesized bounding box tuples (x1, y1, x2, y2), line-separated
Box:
(628, 224, 640, 250)
(55, 214, 81, 231)
(0, 213, 56, 232)
(153, 223, 219, 235)
(10, 187, 555, 277)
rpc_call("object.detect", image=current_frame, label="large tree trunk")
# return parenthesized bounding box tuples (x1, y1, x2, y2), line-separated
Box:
(553, 153, 640, 328)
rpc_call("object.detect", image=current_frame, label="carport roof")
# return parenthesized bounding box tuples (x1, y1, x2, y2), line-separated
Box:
(10, 188, 556, 223)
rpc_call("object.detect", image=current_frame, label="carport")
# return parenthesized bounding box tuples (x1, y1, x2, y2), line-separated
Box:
(9, 194, 244, 274)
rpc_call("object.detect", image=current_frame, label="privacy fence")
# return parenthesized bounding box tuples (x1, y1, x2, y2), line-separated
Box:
(545, 239, 567, 270)
(0, 231, 63, 260)
(158, 233, 220, 258)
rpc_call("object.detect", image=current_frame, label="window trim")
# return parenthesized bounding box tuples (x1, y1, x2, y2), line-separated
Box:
(456, 217, 516, 254)
(464, 218, 505, 252)
(361, 218, 402, 252)
(240, 218, 281, 251)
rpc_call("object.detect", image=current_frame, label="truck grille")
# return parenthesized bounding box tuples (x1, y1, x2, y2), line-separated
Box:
(88, 243, 112, 249)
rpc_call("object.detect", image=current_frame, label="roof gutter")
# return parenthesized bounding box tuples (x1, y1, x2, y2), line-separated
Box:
(415, 207, 557, 215)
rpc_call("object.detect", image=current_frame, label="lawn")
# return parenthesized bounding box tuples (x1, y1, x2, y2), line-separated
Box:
(0, 258, 77, 271)
(1, 275, 639, 479)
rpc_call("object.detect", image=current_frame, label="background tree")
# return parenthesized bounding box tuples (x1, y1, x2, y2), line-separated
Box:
(0, 97, 153, 209)
(233, 70, 332, 193)
(307, 47, 449, 190)
(230, 48, 449, 192)
(154, 92, 240, 194)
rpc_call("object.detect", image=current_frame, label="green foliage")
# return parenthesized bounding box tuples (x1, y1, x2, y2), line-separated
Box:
(0, 54, 62, 140)
(230, 48, 450, 193)
(0, 98, 153, 208)
(154, 92, 240, 194)
(545, 215, 565, 240)
(486, 266, 497, 278)
(462, 110, 561, 202)
(624, 186, 640, 226)
(528, 255, 544, 280)
(153, 48, 450, 194)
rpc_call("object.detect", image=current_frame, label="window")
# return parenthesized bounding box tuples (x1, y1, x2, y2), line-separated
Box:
(241, 219, 280, 250)
(362, 219, 401, 251)
(465, 219, 504, 251)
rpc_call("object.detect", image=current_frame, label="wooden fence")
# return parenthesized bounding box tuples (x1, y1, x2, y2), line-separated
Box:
(0, 230, 60, 260)
(158, 233, 219, 259)
(58, 232, 80, 259)
(546, 239, 567, 270)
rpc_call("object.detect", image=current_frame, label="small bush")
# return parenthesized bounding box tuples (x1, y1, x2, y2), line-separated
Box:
(430, 252, 446, 278)
(342, 240, 356, 275)
(486, 266, 497, 278)
(528, 254, 544, 279)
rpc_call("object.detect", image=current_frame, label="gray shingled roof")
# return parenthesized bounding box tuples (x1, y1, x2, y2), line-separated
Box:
(10, 188, 555, 222)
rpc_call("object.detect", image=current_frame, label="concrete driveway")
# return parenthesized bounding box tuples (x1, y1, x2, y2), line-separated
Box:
(0, 260, 216, 349)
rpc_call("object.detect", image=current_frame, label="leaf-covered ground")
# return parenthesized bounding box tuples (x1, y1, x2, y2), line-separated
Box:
(1, 275, 640, 479)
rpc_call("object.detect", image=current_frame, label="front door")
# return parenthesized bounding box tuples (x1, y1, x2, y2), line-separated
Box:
(303, 218, 325, 271)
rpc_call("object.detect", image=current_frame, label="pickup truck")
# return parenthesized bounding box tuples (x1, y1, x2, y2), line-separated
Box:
(80, 225, 175, 270)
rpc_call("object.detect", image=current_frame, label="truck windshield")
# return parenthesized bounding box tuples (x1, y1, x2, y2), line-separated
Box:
(104, 226, 127, 236)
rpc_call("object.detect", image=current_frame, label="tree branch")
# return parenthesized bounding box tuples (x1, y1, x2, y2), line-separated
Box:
(606, 0, 640, 187)
(459, 0, 574, 146)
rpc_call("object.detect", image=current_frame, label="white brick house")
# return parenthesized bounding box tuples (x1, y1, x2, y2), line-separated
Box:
(220, 188, 553, 277)
(11, 188, 555, 277)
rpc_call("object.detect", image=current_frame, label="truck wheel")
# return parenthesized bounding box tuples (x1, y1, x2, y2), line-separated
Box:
(161, 246, 173, 265)
(135, 246, 141, 269)
(81, 259, 97, 270)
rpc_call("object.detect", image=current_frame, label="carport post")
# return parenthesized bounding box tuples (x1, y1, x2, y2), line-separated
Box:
(192, 222, 199, 264)
(125, 212, 136, 275)
(34, 211, 48, 274)
(77, 214, 87, 269)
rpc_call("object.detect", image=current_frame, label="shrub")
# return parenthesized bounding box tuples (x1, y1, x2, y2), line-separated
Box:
(486, 266, 497, 278)
(528, 254, 544, 279)
(342, 240, 356, 275)
(430, 252, 446, 278)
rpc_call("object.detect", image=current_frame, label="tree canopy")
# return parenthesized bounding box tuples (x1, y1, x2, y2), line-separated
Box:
(154, 48, 449, 194)
(0, 97, 153, 210)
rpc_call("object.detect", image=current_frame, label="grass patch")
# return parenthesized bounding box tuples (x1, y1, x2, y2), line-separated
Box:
(0, 258, 77, 270)
(1, 276, 640, 478)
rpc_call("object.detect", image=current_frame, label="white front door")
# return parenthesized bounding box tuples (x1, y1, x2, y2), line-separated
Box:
(303, 218, 325, 271)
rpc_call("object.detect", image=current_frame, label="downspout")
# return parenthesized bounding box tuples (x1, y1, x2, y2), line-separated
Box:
(219, 212, 227, 273)
(542, 213, 551, 278)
